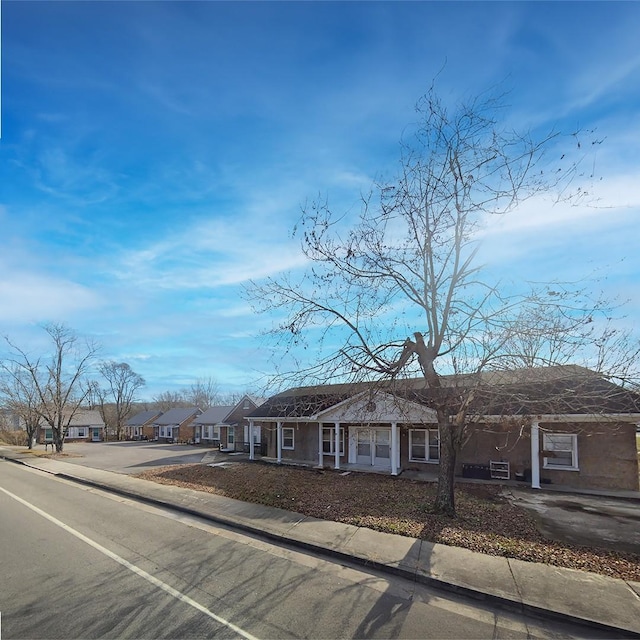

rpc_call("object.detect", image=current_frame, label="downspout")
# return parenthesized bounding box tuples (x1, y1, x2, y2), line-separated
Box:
(249, 420, 255, 461)
(390, 422, 398, 476)
(334, 422, 340, 470)
(318, 423, 323, 468)
(277, 421, 282, 464)
(531, 421, 541, 489)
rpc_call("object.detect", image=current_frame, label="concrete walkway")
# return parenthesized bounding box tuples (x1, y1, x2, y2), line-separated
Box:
(2, 446, 640, 637)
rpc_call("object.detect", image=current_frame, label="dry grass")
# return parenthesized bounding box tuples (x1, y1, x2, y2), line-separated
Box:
(137, 461, 640, 582)
(0, 430, 27, 446)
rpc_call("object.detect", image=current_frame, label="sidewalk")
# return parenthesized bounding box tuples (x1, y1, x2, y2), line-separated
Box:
(2, 446, 640, 637)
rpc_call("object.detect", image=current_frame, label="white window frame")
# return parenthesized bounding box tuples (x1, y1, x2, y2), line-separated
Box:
(282, 427, 295, 450)
(543, 433, 579, 471)
(409, 428, 440, 463)
(77, 427, 86, 438)
(160, 426, 173, 439)
(322, 427, 345, 455)
(213, 425, 221, 440)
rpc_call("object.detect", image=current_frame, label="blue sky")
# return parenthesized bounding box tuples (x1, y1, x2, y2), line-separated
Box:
(1, 1, 639, 400)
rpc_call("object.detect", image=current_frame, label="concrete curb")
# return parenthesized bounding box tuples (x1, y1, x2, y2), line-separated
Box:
(3, 453, 639, 638)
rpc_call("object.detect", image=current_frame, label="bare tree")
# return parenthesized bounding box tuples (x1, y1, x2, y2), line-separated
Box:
(152, 390, 187, 411)
(184, 377, 220, 409)
(95, 362, 146, 441)
(248, 84, 617, 516)
(0, 364, 42, 449)
(2, 323, 100, 453)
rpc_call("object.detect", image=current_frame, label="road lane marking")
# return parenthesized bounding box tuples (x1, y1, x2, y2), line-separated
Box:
(0, 485, 259, 640)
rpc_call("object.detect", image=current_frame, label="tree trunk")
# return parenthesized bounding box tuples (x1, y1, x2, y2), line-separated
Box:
(53, 428, 64, 453)
(433, 421, 456, 516)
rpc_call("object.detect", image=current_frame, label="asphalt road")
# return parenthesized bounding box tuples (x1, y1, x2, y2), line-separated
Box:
(0, 460, 612, 640)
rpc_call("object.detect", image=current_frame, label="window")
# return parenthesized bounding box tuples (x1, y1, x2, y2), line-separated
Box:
(282, 427, 294, 450)
(160, 426, 173, 438)
(44, 428, 53, 442)
(242, 399, 250, 410)
(322, 427, 345, 455)
(213, 426, 220, 440)
(409, 429, 439, 463)
(77, 427, 86, 438)
(543, 433, 578, 470)
(228, 426, 235, 444)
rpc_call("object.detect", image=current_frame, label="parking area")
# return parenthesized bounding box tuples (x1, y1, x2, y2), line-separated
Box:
(503, 488, 640, 555)
(56, 440, 219, 475)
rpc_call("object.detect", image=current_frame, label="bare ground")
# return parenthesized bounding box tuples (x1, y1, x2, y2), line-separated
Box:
(137, 460, 640, 582)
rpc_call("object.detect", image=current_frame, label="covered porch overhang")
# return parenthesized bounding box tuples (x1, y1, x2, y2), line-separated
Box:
(248, 390, 438, 476)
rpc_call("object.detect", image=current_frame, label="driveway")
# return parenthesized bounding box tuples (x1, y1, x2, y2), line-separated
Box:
(57, 441, 222, 475)
(502, 487, 640, 555)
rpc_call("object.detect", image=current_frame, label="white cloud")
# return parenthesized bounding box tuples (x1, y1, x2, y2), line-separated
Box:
(0, 270, 103, 323)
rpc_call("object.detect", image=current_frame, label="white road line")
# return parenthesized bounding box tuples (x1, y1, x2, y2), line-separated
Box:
(0, 485, 259, 640)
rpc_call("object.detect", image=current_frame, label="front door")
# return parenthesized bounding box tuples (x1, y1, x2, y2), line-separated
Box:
(356, 429, 372, 465)
(354, 428, 391, 468)
(91, 428, 101, 442)
(227, 426, 235, 450)
(373, 429, 390, 466)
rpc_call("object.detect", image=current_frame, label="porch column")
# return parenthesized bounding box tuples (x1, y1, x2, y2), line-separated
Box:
(390, 422, 398, 476)
(249, 420, 255, 461)
(334, 422, 340, 470)
(318, 423, 323, 467)
(531, 421, 541, 489)
(276, 421, 283, 463)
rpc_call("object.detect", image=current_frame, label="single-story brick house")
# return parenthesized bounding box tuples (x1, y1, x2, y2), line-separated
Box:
(246, 366, 640, 491)
(153, 407, 201, 443)
(194, 395, 265, 451)
(125, 410, 162, 440)
(37, 409, 106, 444)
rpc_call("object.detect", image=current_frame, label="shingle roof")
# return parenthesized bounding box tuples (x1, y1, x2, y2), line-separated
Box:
(248, 366, 640, 420)
(194, 406, 234, 425)
(126, 410, 162, 426)
(154, 407, 201, 425)
(39, 409, 105, 427)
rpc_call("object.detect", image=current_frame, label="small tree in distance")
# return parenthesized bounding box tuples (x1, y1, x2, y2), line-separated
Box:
(248, 83, 633, 516)
(184, 377, 220, 409)
(95, 361, 146, 441)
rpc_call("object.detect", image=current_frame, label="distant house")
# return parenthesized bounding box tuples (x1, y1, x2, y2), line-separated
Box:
(0, 409, 23, 431)
(37, 409, 105, 444)
(194, 405, 233, 447)
(125, 410, 162, 440)
(194, 395, 265, 451)
(153, 407, 201, 443)
(247, 366, 640, 491)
